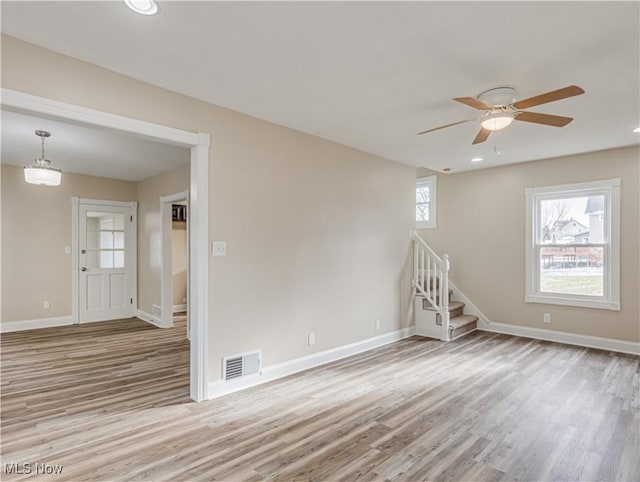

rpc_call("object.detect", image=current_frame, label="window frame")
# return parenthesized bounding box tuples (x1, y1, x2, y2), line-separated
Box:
(416, 175, 437, 229)
(525, 178, 621, 311)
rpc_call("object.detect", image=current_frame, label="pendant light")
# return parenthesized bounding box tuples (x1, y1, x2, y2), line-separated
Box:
(24, 130, 62, 186)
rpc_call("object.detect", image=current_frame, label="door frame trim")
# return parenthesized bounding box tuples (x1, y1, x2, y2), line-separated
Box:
(2, 88, 211, 402)
(72, 198, 138, 324)
(160, 191, 189, 329)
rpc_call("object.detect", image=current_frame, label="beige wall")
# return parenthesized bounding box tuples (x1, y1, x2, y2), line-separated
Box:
(136, 164, 189, 314)
(172, 221, 187, 307)
(1, 36, 416, 381)
(417, 146, 640, 342)
(0, 164, 137, 321)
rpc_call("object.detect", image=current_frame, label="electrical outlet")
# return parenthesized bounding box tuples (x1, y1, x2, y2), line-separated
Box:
(543, 313, 551, 324)
(43, 300, 50, 310)
(308, 332, 315, 346)
(375, 319, 381, 331)
(64, 246, 71, 254)
(182, 297, 187, 304)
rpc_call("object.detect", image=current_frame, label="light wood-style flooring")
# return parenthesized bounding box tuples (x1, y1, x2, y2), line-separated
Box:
(1, 319, 639, 481)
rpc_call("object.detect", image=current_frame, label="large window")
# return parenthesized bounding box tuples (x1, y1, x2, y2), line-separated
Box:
(525, 179, 620, 310)
(416, 175, 437, 229)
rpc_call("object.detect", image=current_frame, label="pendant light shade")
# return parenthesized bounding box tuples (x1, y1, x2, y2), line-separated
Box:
(24, 130, 62, 186)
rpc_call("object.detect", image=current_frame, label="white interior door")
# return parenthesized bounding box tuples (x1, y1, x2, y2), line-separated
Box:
(78, 202, 136, 323)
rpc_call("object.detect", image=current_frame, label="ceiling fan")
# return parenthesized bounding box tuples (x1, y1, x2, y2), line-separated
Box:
(418, 85, 585, 144)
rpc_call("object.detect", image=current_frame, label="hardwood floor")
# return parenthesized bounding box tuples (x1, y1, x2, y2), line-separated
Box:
(1, 321, 639, 481)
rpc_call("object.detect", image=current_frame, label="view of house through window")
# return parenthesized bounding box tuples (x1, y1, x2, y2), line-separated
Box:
(539, 195, 605, 296)
(416, 176, 436, 228)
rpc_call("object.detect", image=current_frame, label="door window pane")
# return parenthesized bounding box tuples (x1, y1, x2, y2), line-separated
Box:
(114, 251, 125, 268)
(87, 232, 101, 250)
(100, 251, 114, 269)
(100, 232, 114, 249)
(113, 214, 125, 230)
(114, 232, 125, 249)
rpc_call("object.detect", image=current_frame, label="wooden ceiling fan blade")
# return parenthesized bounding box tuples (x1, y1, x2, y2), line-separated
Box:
(417, 119, 473, 135)
(472, 128, 491, 145)
(515, 111, 573, 127)
(453, 97, 493, 110)
(512, 85, 585, 110)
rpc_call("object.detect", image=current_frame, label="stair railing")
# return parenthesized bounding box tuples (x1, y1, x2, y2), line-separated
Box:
(413, 231, 450, 341)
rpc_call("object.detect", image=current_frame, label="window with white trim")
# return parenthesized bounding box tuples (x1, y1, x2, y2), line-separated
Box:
(525, 179, 620, 310)
(416, 175, 437, 229)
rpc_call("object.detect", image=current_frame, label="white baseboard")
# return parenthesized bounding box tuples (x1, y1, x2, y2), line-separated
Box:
(208, 326, 416, 399)
(173, 304, 187, 313)
(479, 320, 640, 356)
(136, 309, 169, 328)
(449, 280, 639, 355)
(0, 316, 74, 333)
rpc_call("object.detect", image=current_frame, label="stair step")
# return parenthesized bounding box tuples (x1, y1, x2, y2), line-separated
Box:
(450, 314, 478, 329)
(423, 301, 464, 313)
(450, 314, 478, 339)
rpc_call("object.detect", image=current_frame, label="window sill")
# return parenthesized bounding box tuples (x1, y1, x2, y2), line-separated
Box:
(525, 294, 620, 311)
(416, 223, 436, 229)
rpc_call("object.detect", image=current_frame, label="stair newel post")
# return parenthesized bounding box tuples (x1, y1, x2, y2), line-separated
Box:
(442, 254, 451, 342)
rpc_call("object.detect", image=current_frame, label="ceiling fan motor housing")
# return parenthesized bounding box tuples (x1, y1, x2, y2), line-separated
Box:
(477, 86, 516, 107)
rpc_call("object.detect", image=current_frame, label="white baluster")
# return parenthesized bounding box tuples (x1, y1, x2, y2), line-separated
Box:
(419, 249, 425, 291)
(426, 254, 431, 304)
(413, 239, 418, 288)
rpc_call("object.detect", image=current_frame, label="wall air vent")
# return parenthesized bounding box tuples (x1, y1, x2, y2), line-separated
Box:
(223, 350, 261, 381)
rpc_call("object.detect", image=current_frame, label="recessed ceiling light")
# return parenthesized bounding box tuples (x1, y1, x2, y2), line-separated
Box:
(124, 0, 158, 15)
(471, 157, 484, 162)
(633, 127, 640, 133)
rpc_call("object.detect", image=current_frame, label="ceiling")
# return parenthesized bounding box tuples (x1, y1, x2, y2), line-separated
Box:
(1, 1, 639, 173)
(1, 110, 190, 181)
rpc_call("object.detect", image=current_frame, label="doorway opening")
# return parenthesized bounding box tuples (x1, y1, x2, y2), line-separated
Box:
(2, 88, 210, 401)
(161, 192, 189, 336)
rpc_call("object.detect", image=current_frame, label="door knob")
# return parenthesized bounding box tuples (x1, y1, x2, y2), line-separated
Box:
(81, 267, 87, 272)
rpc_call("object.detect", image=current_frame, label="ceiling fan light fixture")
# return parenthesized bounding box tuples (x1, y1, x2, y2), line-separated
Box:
(124, 0, 158, 15)
(480, 113, 515, 131)
(24, 130, 62, 187)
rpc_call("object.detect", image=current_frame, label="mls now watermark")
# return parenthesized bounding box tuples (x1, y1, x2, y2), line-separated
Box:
(3, 461, 64, 475)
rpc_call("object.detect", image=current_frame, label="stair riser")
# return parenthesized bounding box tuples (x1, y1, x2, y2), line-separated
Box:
(451, 322, 477, 339)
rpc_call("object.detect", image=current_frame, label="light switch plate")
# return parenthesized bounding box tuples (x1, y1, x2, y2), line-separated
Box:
(212, 241, 227, 257)
(64, 246, 71, 254)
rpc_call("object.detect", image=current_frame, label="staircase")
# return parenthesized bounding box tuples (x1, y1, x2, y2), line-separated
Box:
(413, 232, 478, 341)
